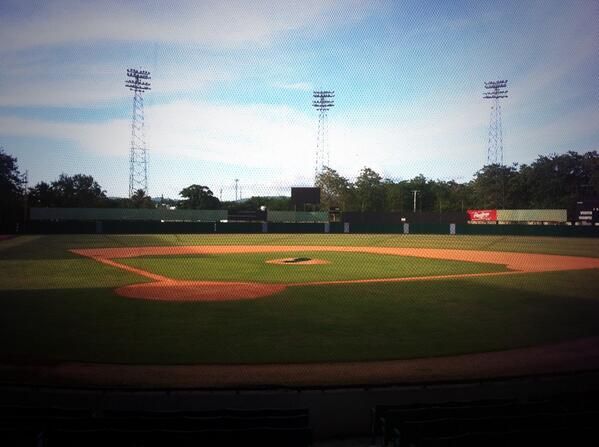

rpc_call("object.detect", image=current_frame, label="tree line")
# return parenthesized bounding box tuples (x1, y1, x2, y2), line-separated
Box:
(1, 146, 598, 230)
(316, 151, 598, 213)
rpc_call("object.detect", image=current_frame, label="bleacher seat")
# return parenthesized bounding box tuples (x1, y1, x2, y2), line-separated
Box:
(372, 391, 599, 447)
(0, 405, 312, 446)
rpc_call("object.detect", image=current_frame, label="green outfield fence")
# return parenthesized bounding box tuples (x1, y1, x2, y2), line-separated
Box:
(21, 207, 598, 236)
(267, 211, 329, 223)
(20, 220, 599, 236)
(29, 207, 227, 222)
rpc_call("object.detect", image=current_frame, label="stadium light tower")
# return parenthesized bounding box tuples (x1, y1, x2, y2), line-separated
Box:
(483, 80, 508, 165)
(125, 68, 151, 197)
(312, 90, 335, 183)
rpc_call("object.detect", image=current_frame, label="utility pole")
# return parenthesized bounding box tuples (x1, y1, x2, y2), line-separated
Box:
(22, 170, 28, 226)
(234, 179, 239, 201)
(412, 190, 419, 213)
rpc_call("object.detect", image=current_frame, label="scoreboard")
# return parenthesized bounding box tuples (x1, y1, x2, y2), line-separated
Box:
(291, 187, 320, 208)
(575, 199, 599, 224)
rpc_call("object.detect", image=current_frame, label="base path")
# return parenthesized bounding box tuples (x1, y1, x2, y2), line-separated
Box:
(71, 245, 599, 302)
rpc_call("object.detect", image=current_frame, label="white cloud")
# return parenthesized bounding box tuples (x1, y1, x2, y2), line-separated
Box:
(2, 91, 597, 197)
(0, 116, 130, 156)
(0, 0, 379, 107)
(0, 96, 491, 185)
(276, 82, 313, 92)
(0, 58, 232, 107)
(0, 0, 378, 52)
(0, 101, 315, 175)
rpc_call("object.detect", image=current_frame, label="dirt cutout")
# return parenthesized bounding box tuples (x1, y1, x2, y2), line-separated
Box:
(116, 281, 286, 302)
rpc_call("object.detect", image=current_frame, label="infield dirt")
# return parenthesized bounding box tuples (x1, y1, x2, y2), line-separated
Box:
(71, 245, 599, 302)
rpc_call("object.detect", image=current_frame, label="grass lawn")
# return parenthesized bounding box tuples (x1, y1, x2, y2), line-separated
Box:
(1, 234, 598, 365)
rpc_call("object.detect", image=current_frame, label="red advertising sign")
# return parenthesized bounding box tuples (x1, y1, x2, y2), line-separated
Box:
(467, 209, 497, 221)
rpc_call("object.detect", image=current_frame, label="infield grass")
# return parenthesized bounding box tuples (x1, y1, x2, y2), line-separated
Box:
(116, 251, 508, 283)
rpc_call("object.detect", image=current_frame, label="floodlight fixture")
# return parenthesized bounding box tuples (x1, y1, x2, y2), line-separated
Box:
(126, 68, 152, 92)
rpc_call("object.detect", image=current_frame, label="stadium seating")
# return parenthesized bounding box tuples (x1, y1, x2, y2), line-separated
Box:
(0, 406, 312, 446)
(372, 391, 599, 447)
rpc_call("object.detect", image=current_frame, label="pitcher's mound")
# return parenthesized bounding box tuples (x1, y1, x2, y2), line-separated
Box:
(116, 281, 287, 302)
(266, 257, 330, 265)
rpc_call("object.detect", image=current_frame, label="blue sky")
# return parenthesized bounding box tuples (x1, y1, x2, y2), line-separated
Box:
(0, 0, 597, 199)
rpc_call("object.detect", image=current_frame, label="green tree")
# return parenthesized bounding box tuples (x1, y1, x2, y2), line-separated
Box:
(27, 181, 54, 207)
(130, 189, 155, 209)
(354, 167, 384, 212)
(584, 151, 599, 198)
(179, 185, 221, 209)
(382, 179, 406, 212)
(315, 166, 353, 211)
(228, 196, 292, 211)
(0, 147, 25, 230)
(471, 164, 519, 209)
(525, 151, 598, 208)
(28, 173, 107, 207)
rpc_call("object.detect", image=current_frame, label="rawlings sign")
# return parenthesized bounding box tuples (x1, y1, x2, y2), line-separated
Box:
(467, 209, 497, 221)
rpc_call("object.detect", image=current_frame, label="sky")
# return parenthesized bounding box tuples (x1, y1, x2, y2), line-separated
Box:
(0, 0, 597, 200)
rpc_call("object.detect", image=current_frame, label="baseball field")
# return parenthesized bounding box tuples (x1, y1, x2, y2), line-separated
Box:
(1, 233, 599, 387)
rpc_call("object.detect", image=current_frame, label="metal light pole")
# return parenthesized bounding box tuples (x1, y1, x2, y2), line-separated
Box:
(483, 80, 508, 166)
(312, 91, 335, 183)
(125, 68, 151, 197)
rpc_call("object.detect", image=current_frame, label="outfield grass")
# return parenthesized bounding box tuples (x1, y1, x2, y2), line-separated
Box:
(1, 234, 598, 365)
(2, 233, 599, 259)
(117, 251, 508, 283)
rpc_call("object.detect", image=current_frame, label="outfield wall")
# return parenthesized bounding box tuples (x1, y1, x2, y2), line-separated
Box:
(342, 211, 468, 224)
(20, 220, 599, 236)
(30, 207, 227, 222)
(29, 208, 329, 223)
(267, 211, 328, 223)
